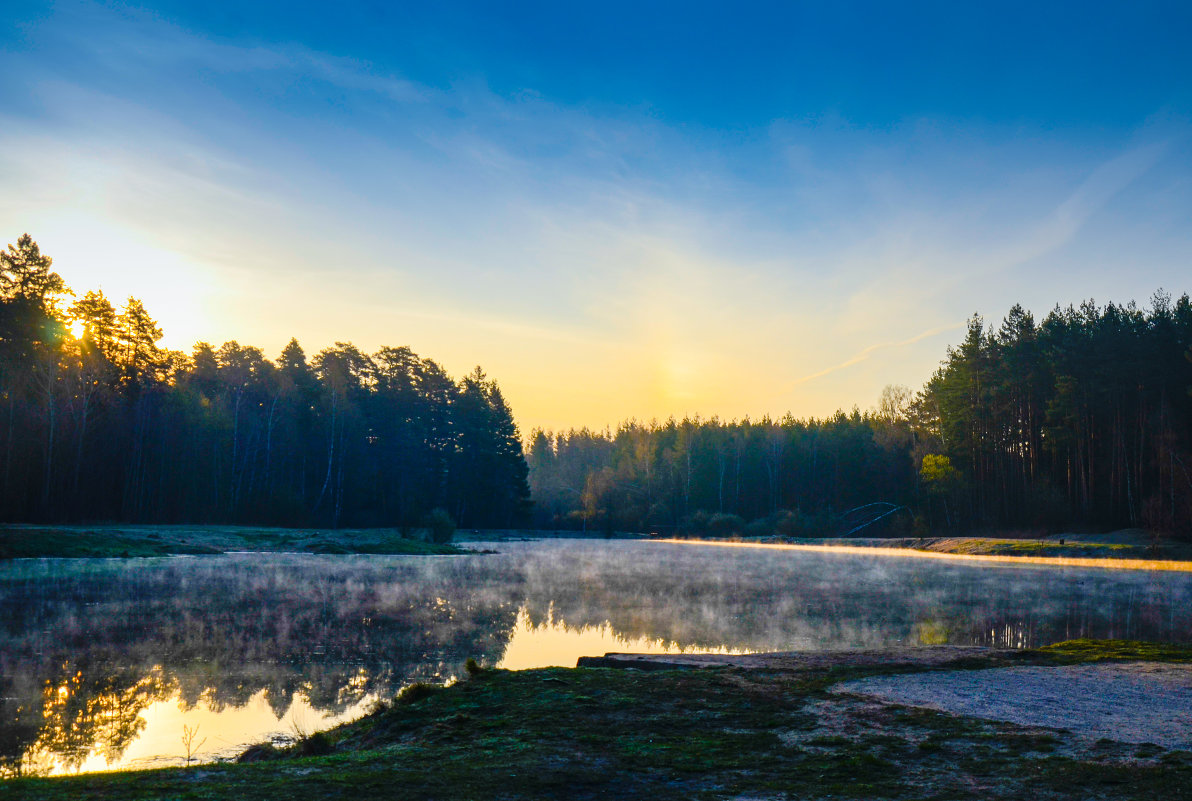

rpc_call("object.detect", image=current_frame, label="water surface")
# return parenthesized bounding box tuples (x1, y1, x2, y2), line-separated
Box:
(2, 539, 1190, 776)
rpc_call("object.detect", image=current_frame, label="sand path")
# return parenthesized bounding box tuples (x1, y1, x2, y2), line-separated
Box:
(836, 662, 1192, 748)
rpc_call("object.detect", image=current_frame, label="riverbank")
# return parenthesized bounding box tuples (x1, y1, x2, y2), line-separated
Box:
(9, 524, 1180, 563)
(6, 639, 1192, 799)
(0, 524, 463, 558)
(663, 537, 1192, 572)
(768, 529, 1189, 560)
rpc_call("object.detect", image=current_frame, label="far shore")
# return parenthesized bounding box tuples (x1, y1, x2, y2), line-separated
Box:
(660, 536, 1192, 572)
(3, 523, 1188, 566)
(0, 524, 463, 559)
(766, 528, 1192, 561)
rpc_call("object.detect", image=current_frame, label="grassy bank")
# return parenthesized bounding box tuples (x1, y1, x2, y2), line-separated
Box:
(0, 525, 464, 558)
(5, 640, 1191, 799)
(745, 531, 1192, 561)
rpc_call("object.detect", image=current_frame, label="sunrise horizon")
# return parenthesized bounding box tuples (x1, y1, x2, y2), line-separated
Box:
(5, 2, 1190, 433)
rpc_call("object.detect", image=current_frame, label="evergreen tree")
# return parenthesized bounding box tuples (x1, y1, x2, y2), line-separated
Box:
(0, 234, 65, 308)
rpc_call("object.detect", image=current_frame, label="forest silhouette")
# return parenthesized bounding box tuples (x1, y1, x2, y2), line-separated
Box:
(530, 301, 1192, 539)
(2, 233, 1191, 538)
(0, 234, 529, 528)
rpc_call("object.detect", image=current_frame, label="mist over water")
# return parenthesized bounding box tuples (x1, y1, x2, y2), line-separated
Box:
(2, 540, 1190, 776)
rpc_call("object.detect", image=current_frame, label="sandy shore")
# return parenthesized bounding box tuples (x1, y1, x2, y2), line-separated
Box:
(837, 662, 1192, 748)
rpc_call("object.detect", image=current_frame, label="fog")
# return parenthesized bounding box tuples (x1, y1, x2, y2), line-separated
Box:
(2, 540, 1190, 775)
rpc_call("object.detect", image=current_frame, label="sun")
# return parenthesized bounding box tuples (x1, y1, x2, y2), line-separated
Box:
(69, 319, 86, 339)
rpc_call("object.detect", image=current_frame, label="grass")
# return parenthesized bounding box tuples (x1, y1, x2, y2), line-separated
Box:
(5, 639, 1192, 799)
(1033, 638, 1192, 663)
(940, 538, 1141, 558)
(0, 524, 464, 559)
(759, 533, 1191, 562)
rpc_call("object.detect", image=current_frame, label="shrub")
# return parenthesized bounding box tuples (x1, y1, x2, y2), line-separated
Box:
(678, 510, 711, 537)
(396, 681, 442, 706)
(423, 508, 456, 544)
(297, 731, 333, 757)
(743, 517, 772, 538)
(727, 509, 846, 539)
(706, 513, 745, 538)
(237, 743, 282, 763)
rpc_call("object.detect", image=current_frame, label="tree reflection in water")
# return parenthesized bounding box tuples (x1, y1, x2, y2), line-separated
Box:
(18, 665, 173, 775)
(2, 541, 1191, 776)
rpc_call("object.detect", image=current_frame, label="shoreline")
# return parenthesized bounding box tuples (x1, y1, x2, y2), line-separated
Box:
(6, 639, 1191, 799)
(4, 523, 1186, 567)
(0, 524, 464, 559)
(658, 537, 1192, 572)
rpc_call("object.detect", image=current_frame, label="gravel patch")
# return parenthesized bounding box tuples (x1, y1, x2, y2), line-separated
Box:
(836, 662, 1192, 748)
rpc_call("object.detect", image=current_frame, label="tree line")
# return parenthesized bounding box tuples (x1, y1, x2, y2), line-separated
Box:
(5, 231, 1189, 538)
(529, 294, 1192, 539)
(0, 234, 529, 528)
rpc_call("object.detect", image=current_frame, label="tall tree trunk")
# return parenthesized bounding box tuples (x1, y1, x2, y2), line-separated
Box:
(39, 359, 58, 510)
(73, 394, 91, 500)
(42, 392, 55, 509)
(314, 392, 338, 513)
(264, 393, 278, 494)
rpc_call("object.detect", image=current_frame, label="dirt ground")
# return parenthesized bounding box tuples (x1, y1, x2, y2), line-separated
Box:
(835, 661, 1192, 749)
(11, 642, 1192, 800)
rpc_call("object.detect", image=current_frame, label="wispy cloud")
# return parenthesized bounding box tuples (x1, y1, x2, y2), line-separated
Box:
(2, 2, 1189, 430)
(783, 323, 965, 389)
(986, 139, 1171, 272)
(66, 7, 430, 103)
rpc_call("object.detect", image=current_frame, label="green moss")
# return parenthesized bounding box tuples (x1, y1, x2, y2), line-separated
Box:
(1033, 638, 1192, 663)
(995, 733, 1061, 754)
(936, 539, 1139, 557)
(808, 734, 853, 746)
(1036, 758, 1190, 793)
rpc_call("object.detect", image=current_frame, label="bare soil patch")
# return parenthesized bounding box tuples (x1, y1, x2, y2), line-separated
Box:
(836, 661, 1192, 748)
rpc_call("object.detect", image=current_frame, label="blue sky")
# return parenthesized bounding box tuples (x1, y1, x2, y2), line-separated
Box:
(2, 1, 1190, 430)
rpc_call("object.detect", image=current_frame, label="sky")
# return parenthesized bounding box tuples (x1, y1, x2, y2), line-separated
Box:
(1, 1, 1190, 433)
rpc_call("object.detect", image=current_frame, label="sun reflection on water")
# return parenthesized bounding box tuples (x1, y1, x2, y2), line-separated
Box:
(27, 683, 378, 777)
(7, 541, 1192, 778)
(496, 605, 752, 670)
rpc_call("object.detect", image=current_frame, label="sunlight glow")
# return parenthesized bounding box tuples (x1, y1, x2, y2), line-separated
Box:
(30, 217, 217, 351)
(661, 539, 1192, 572)
(30, 685, 378, 777)
(0, 3, 1188, 431)
(496, 605, 751, 670)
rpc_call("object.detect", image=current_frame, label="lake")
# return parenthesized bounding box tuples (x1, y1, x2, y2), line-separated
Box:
(2, 539, 1190, 777)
